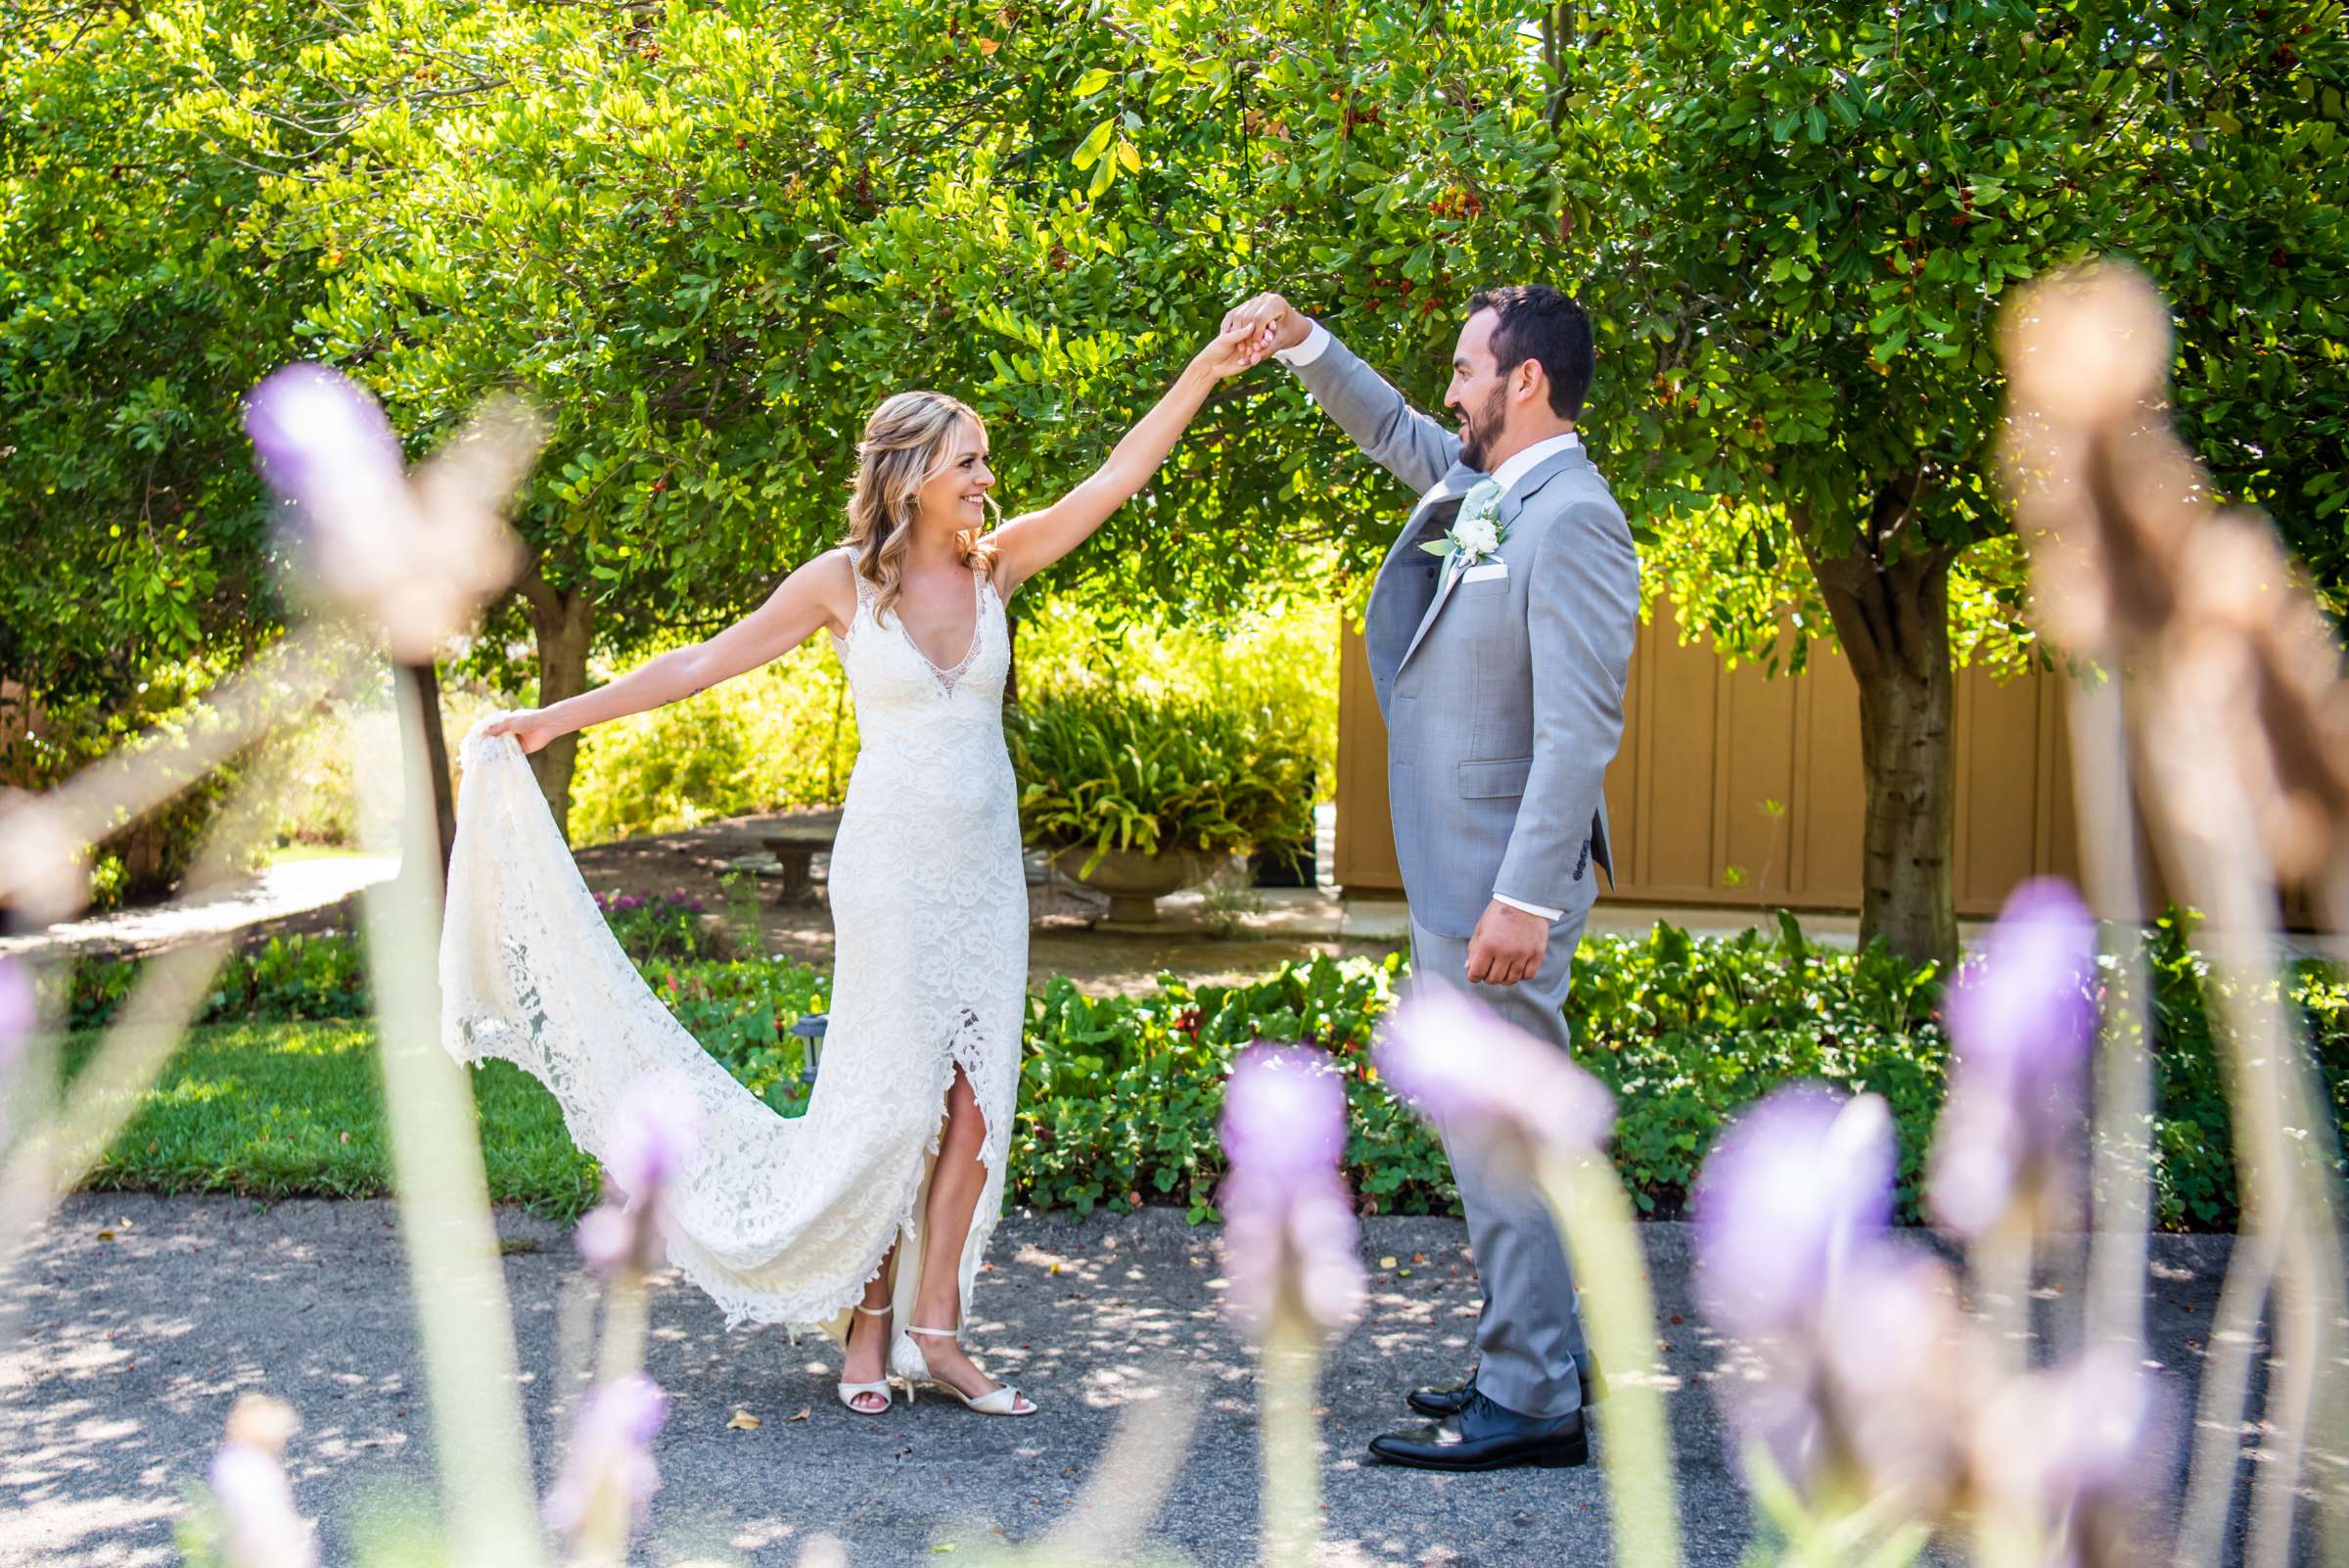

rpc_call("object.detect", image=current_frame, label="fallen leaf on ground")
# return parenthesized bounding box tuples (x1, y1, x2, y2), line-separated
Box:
(727, 1409, 761, 1430)
(787, 1407, 810, 1423)
(1378, 1256, 1397, 1268)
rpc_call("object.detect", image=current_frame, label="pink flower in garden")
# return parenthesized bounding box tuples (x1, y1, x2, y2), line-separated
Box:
(1929, 877, 2100, 1236)
(543, 1371, 668, 1544)
(243, 364, 530, 661)
(1373, 984, 1615, 1161)
(574, 1206, 636, 1276)
(1217, 1046, 1364, 1336)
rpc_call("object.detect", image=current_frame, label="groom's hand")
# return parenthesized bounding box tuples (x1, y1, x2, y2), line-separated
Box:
(1221, 292, 1312, 363)
(1465, 899, 1549, 987)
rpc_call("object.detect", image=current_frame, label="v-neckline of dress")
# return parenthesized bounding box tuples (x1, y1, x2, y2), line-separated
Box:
(890, 569, 987, 695)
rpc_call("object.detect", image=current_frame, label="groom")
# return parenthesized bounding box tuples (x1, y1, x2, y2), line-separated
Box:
(1227, 285, 1639, 1471)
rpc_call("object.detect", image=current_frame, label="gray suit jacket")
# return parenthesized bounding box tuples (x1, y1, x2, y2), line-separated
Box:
(1293, 332, 1640, 940)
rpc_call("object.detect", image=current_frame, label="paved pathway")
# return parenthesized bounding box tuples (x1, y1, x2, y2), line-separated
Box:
(0, 855, 395, 961)
(2, 1198, 2256, 1568)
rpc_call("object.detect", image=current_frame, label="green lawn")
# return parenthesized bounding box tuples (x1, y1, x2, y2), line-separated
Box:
(68, 1023, 602, 1218)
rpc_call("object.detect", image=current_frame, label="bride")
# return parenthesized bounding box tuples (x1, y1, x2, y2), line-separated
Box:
(443, 322, 1262, 1419)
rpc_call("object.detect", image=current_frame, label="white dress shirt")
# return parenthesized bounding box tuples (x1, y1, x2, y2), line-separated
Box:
(1280, 319, 1579, 925)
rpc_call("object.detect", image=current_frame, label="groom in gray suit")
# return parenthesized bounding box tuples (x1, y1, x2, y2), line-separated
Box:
(1226, 285, 1639, 1471)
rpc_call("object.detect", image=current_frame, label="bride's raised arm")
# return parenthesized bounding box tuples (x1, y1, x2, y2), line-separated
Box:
(483, 550, 855, 755)
(985, 321, 1260, 595)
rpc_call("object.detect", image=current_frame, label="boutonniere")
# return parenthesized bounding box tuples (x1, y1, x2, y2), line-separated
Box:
(1422, 478, 1507, 569)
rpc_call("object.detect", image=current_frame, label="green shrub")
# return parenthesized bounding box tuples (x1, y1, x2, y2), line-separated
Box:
(1007, 689, 1313, 874)
(2138, 910, 2349, 1229)
(1014, 594, 1339, 801)
(566, 636, 858, 847)
(1567, 916, 1952, 1218)
(554, 593, 1340, 848)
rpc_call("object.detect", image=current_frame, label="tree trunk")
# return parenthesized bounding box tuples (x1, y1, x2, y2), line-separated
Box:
(398, 659, 457, 882)
(1802, 481, 1961, 971)
(520, 577, 595, 843)
(1001, 601, 1020, 709)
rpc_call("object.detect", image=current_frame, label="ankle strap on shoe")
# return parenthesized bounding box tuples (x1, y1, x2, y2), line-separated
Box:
(904, 1324, 958, 1337)
(853, 1304, 892, 1316)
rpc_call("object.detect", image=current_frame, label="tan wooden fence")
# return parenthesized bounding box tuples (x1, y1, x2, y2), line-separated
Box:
(1333, 599, 2098, 918)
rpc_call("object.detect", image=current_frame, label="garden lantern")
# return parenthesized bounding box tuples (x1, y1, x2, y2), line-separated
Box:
(790, 1013, 827, 1087)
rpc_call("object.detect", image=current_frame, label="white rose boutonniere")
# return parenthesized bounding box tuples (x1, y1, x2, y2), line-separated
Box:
(1422, 478, 1508, 571)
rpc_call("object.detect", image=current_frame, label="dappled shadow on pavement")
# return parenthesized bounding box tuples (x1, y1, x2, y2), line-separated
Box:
(0, 1197, 2293, 1566)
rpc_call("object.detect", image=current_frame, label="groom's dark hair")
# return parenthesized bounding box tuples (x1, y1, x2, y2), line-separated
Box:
(1465, 285, 1594, 420)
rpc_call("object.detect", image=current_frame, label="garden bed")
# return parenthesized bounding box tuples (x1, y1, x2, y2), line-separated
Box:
(53, 915, 2344, 1232)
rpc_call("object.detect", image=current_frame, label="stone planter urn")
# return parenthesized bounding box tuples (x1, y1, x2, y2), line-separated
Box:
(1046, 844, 1222, 928)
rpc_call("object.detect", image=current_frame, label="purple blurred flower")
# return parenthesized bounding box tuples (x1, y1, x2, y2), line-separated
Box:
(1976, 1347, 2173, 1568)
(576, 1076, 704, 1277)
(207, 1405, 316, 1568)
(574, 1206, 636, 1277)
(604, 1075, 703, 1202)
(1218, 1046, 1365, 1336)
(543, 1372, 668, 1544)
(243, 363, 530, 661)
(245, 364, 407, 521)
(1811, 1246, 1970, 1506)
(1929, 878, 2099, 1235)
(1694, 1085, 1896, 1340)
(0, 956, 33, 1069)
(1374, 984, 1615, 1158)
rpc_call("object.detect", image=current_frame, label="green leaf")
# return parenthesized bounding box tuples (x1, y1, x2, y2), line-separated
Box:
(1071, 117, 1116, 171)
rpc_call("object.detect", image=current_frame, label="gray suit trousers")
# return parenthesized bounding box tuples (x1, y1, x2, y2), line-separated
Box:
(1405, 911, 1591, 1418)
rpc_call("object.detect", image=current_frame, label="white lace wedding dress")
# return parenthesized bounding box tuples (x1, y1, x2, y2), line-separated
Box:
(440, 566, 1026, 1348)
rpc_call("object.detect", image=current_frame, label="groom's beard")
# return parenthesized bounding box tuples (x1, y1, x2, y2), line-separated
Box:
(1456, 386, 1508, 473)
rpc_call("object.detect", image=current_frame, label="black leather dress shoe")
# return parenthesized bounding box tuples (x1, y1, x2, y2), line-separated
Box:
(1407, 1352, 1605, 1418)
(1368, 1391, 1589, 1472)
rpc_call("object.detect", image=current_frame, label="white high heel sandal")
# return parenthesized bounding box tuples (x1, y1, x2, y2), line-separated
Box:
(837, 1304, 894, 1414)
(893, 1324, 1036, 1416)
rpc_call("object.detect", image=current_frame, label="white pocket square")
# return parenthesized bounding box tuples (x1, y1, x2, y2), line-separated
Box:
(1461, 562, 1510, 583)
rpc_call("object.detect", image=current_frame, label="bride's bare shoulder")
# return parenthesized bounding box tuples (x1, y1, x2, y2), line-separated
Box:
(794, 546, 860, 635)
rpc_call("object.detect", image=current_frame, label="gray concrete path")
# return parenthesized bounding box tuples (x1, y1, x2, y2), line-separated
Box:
(0, 1198, 2253, 1567)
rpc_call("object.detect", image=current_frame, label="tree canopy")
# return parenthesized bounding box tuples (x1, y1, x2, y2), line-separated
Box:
(8, 0, 2344, 894)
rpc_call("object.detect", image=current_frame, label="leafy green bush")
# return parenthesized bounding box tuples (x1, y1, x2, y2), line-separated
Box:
(64, 933, 372, 1032)
(552, 594, 1340, 850)
(1008, 689, 1313, 874)
(1014, 594, 1339, 802)
(566, 636, 859, 848)
(60, 919, 2346, 1232)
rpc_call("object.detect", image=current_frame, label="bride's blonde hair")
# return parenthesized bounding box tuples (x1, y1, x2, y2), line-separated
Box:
(846, 391, 1000, 622)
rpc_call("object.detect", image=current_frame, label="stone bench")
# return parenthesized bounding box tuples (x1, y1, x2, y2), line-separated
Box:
(760, 812, 842, 902)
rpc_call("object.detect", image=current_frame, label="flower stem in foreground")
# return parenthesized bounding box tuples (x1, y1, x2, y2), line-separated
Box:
(1259, 1312, 1322, 1567)
(354, 674, 545, 1568)
(1542, 1151, 1683, 1568)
